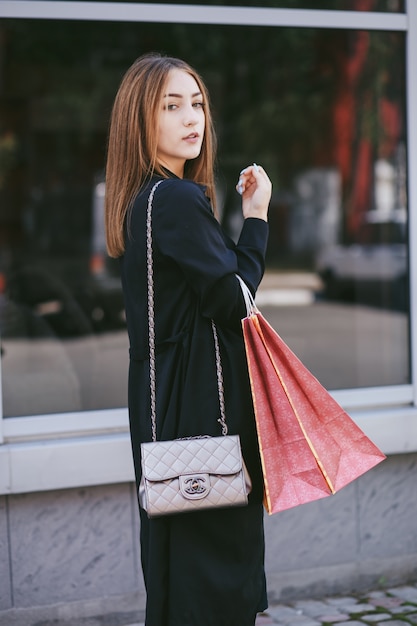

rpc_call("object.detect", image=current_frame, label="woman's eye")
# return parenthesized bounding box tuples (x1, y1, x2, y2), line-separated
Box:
(193, 101, 205, 109)
(166, 104, 178, 111)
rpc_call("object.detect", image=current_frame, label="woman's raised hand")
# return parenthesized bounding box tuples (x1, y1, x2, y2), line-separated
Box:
(236, 163, 272, 222)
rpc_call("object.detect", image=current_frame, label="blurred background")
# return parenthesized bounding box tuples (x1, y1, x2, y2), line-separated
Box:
(0, 0, 409, 417)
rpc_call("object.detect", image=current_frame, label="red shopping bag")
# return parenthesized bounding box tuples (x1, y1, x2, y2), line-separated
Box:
(241, 308, 386, 515)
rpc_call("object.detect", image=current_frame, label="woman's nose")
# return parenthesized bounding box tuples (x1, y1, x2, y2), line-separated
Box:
(184, 105, 199, 126)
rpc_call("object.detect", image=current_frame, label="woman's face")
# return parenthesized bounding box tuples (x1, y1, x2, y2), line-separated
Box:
(156, 69, 206, 178)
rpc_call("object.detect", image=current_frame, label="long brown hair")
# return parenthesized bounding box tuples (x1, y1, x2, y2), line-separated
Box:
(105, 53, 217, 258)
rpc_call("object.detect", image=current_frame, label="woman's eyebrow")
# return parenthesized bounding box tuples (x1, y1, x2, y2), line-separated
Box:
(164, 92, 202, 98)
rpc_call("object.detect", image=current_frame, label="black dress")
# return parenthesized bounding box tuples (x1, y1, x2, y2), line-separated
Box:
(120, 174, 269, 626)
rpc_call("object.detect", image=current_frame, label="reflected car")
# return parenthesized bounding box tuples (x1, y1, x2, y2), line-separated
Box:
(0, 178, 126, 339)
(316, 216, 408, 310)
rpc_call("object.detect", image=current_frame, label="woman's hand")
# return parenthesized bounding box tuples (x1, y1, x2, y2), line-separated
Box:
(236, 163, 272, 222)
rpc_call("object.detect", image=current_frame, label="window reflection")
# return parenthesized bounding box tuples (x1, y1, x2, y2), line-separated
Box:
(83, 0, 405, 10)
(0, 19, 408, 417)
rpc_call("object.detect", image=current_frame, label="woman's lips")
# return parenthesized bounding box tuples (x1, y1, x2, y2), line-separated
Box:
(183, 132, 200, 142)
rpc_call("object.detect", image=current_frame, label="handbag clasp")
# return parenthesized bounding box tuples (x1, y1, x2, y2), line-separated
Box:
(179, 474, 210, 500)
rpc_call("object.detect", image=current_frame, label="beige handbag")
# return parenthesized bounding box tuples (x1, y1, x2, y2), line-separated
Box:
(139, 180, 252, 518)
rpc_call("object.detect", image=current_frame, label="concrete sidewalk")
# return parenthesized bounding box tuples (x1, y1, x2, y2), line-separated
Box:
(120, 583, 417, 626)
(1, 582, 416, 625)
(126, 582, 417, 626)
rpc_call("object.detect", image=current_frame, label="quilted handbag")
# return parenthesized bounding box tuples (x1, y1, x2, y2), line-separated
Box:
(139, 180, 252, 518)
(139, 436, 251, 516)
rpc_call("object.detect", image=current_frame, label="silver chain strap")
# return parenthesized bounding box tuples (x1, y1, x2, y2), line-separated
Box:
(146, 180, 163, 443)
(211, 319, 228, 436)
(146, 180, 228, 442)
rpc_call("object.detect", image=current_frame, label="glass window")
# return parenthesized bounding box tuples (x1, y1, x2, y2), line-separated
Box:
(77, 0, 405, 10)
(0, 18, 408, 417)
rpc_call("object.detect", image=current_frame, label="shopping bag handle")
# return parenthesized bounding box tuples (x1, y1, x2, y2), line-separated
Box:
(236, 274, 258, 318)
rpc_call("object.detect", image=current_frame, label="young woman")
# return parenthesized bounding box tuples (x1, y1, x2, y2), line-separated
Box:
(105, 53, 272, 626)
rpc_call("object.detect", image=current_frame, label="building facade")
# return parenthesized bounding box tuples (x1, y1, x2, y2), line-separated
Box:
(0, 1, 416, 623)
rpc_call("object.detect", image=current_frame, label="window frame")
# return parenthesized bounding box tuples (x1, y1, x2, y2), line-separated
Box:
(0, 0, 416, 494)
